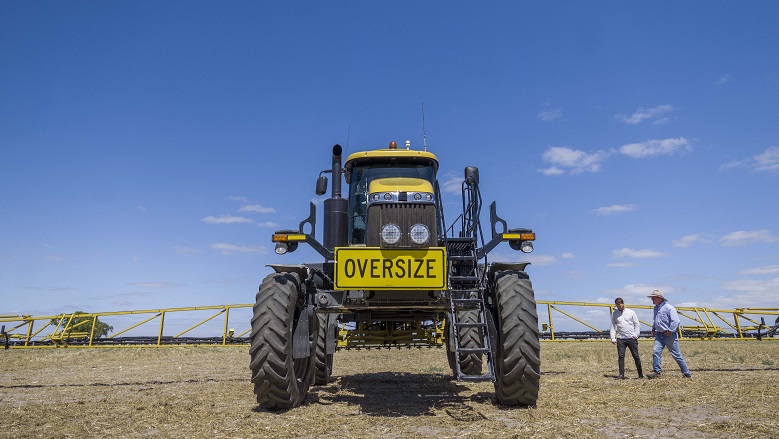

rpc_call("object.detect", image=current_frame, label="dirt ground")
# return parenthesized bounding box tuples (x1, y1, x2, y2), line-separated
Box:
(1, 340, 777, 438)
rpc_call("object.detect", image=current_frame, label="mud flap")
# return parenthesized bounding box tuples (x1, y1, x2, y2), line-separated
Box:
(326, 314, 337, 355)
(293, 304, 313, 359)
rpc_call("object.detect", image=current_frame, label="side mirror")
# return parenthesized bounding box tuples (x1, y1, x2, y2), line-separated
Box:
(464, 166, 479, 185)
(316, 176, 328, 196)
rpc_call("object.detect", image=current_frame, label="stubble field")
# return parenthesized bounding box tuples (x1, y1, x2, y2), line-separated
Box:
(1, 340, 777, 439)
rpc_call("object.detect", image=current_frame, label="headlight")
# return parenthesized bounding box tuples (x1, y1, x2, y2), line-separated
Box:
(409, 224, 430, 245)
(381, 224, 401, 245)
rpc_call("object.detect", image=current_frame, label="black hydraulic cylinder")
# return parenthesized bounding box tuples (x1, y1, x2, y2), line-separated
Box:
(324, 144, 348, 250)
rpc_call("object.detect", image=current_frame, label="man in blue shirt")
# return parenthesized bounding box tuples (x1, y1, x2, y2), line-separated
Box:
(647, 290, 691, 378)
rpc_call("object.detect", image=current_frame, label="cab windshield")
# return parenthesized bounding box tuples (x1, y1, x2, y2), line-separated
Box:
(348, 163, 436, 245)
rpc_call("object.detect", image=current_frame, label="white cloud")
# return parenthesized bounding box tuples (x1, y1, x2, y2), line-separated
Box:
(601, 283, 671, 303)
(487, 252, 556, 266)
(539, 146, 610, 175)
(619, 137, 691, 158)
(21, 286, 72, 291)
(174, 246, 199, 255)
(615, 105, 673, 124)
(715, 74, 730, 86)
(607, 261, 636, 268)
(720, 147, 779, 173)
(256, 221, 280, 228)
(441, 174, 463, 194)
(202, 215, 254, 224)
(719, 229, 779, 246)
(523, 254, 558, 266)
(593, 204, 636, 216)
(613, 248, 667, 258)
(211, 242, 267, 255)
(229, 195, 249, 203)
(753, 146, 779, 172)
(738, 265, 779, 275)
(652, 117, 670, 126)
(538, 108, 562, 122)
(561, 252, 575, 259)
(539, 167, 565, 176)
(719, 159, 747, 170)
(708, 286, 779, 309)
(238, 204, 276, 214)
(672, 234, 711, 248)
(722, 278, 779, 294)
(127, 282, 182, 289)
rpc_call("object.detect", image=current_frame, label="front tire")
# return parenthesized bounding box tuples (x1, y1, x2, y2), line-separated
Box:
(249, 272, 315, 409)
(492, 270, 541, 406)
(314, 313, 334, 385)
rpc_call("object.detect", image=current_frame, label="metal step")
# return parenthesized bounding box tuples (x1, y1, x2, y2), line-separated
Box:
(449, 275, 480, 283)
(458, 372, 495, 381)
(448, 255, 476, 261)
(452, 298, 481, 304)
(448, 286, 496, 383)
(451, 298, 482, 309)
(454, 322, 486, 329)
(458, 347, 490, 354)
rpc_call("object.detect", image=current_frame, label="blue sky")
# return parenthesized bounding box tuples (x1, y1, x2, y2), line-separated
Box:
(2, 2, 778, 332)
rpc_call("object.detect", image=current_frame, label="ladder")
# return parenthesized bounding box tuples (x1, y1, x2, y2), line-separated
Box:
(447, 237, 495, 381)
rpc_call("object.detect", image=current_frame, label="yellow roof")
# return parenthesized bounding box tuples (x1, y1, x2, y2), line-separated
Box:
(344, 148, 439, 168)
(344, 148, 438, 177)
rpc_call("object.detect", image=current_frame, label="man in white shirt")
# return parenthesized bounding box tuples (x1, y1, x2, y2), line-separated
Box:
(610, 297, 644, 379)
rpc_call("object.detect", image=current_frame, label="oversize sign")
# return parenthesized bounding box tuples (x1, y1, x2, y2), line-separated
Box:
(334, 247, 447, 290)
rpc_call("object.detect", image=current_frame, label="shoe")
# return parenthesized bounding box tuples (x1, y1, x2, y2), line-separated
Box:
(638, 375, 644, 379)
(683, 374, 692, 378)
(647, 371, 661, 379)
(617, 375, 626, 380)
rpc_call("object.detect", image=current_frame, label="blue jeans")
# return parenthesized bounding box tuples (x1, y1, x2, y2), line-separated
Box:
(653, 332, 691, 376)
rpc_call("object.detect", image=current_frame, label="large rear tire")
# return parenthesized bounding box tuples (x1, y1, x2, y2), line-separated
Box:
(314, 313, 334, 385)
(249, 272, 315, 409)
(492, 270, 541, 406)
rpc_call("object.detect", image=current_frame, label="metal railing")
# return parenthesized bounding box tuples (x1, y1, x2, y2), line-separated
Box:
(2, 301, 777, 349)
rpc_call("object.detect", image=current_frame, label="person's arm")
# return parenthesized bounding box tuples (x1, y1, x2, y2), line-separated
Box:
(631, 310, 641, 339)
(668, 306, 681, 333)
(610, 312, 617, 344)
(651, 307, 657, 336)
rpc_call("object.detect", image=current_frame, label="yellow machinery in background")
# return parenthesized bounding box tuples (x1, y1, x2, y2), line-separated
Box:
(2, 301, 777, 349)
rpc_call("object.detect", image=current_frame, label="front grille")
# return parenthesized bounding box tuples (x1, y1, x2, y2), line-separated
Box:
(366, 203, 437, 247)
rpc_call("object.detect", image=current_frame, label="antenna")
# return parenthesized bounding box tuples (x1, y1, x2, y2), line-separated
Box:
(345, 125, 351, 158)
(422, 102, 427, 151)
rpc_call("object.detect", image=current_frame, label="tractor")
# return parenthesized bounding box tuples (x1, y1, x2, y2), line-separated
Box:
(249, 141, 540, 409)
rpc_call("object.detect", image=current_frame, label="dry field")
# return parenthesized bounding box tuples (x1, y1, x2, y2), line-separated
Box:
(1, 340, 777, 438)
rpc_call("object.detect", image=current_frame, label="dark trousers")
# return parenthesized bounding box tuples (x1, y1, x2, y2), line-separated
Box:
(617, 338, 643, 377)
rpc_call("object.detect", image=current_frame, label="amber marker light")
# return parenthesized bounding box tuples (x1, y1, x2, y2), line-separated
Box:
(502, 233, 536, 241)
(272, 233, 306, 242)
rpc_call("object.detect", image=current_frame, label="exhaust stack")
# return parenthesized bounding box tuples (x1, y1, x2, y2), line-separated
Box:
(324, 144, 348, 250)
